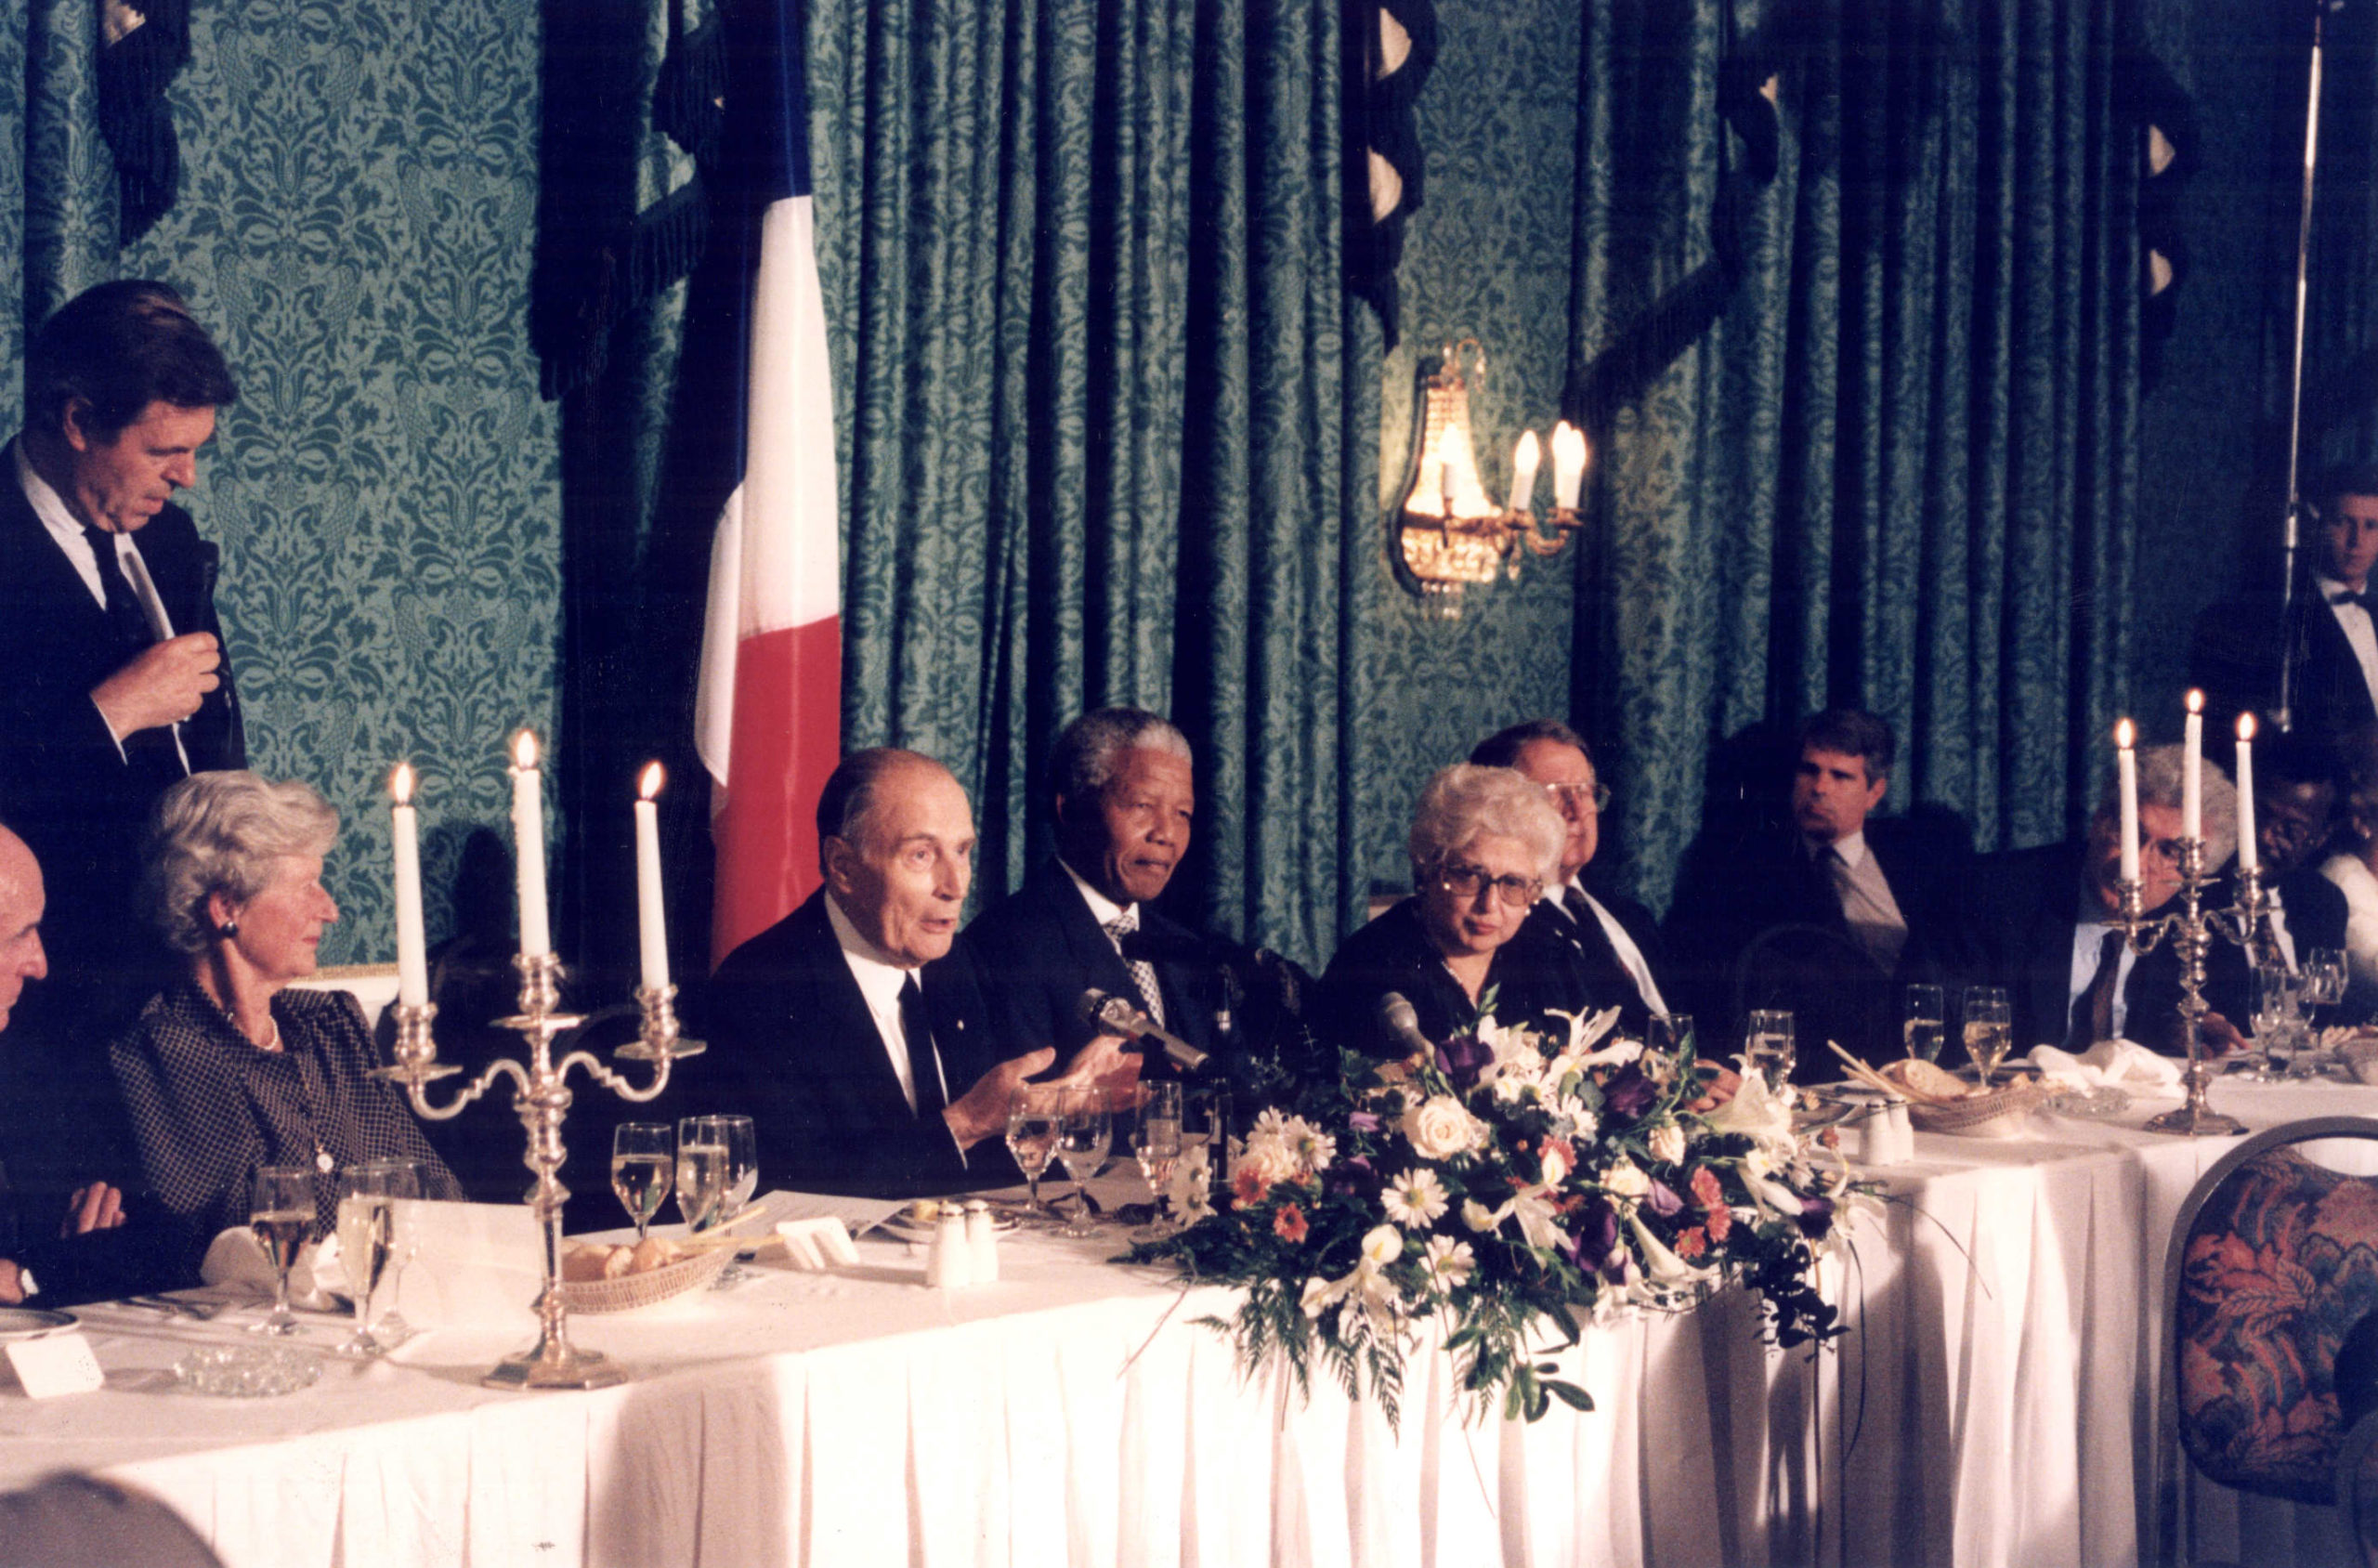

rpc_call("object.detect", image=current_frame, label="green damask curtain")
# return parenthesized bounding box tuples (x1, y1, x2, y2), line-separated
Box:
(1574, 0, 2142, 905)
(7, 0, 123, 431)
(802, 0, 1356, 963)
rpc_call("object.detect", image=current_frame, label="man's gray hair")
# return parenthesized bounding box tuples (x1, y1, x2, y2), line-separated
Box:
(2096, 742, 2237, 868)
(815, 749, 958, 867)
(141, 772, 339, 955)
(1406, 764, 1566, 882)
(1049, 708, 1191, 804)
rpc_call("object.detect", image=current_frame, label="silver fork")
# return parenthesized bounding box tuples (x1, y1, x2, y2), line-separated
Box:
(124, 1294, 226, 1321)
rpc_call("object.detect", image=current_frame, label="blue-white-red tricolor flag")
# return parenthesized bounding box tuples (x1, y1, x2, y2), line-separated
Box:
(694, 0, 841, 966)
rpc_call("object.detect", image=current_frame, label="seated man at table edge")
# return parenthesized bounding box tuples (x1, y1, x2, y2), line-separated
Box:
(0, 820, 176, 1307)
(701, 748, 1139, 1198)
(1952, 744, 2251, 1056)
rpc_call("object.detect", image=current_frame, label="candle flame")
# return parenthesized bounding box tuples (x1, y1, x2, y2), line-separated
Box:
(2185, 688, 2204, 715)
(639, 761, 665, 801)
(513, 729, 539, 770)
(390, 761, 414, 805)
(2114, 718, 2136, 749)
(2238, 712, 2257, 742)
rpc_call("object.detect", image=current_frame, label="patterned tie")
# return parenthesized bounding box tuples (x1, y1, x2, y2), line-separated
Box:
(1104, 912, 1167, 1027)
(2068, 929, 2126, 1051)
(898, 974, 947, 1119)
(82, 524, 155, 652)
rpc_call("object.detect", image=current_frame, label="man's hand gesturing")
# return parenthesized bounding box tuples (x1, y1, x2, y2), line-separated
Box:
(92, 632, 220, 738)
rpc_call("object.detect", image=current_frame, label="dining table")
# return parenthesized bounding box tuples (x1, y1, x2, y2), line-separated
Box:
(0, 1071, 2370, 1568)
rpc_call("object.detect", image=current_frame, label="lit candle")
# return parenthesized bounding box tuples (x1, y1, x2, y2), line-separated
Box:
(389, 763, 428, 1008)
(2183, 690, 2204, 845)
(1509, 431, 1540, 516)
(2236, 712, 2257, 873)
(1436, 426, 1460, 516)
(2115, 719, 2139, 886)
(634, 762, 669, 990)
(1551, 422, 1588, 511)
(511, 730, 551, 960)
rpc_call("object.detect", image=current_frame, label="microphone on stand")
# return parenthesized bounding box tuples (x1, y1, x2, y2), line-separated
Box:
(1376, 992, 1434, 1058)
(1078, 988, 1214, 1077)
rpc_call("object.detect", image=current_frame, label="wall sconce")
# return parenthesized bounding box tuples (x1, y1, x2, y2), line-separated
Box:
(1390, 339, 1588, 616)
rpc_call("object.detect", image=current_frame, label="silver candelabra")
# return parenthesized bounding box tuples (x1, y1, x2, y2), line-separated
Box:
(374, 953, 702, 1389)
(2110, 842, 2267, 1137)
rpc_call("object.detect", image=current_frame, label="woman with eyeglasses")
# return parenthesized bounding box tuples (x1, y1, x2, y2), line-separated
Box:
(1318, 763, 1577, 1056)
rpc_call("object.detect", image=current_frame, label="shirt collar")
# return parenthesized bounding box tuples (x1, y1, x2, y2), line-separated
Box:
(14, 441, 91, 557)
(1060, 857, 1133, 930)
(1809, 829, 1868, 869)
(2319, 572, 2367, 600)
(824, 891, 919, 1008)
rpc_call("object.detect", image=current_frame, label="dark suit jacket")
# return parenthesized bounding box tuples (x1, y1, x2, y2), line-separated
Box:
(699, 892, 1018, 1198)
(1316, 899, 1588, 1057)
(1956, 840, 2253, 1054)
(2273, 865, 2349, 964)
(1519, 885, 1673, 1039)
(2190, 589, 2378, 745)
(967, 857, 1223, 1075)
(0, 446, 243, 1028)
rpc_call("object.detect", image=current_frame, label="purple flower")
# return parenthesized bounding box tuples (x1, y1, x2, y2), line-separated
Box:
(1644, 1178, 1683, 1220)
(1347, 1111, 1381, 1132)
(1601, 1065, 1656, 1119)
(1437, 1032, 1494, 1090)
(1573, 1196, 1620, 1277)
(1795, 1195, 1835, 1241)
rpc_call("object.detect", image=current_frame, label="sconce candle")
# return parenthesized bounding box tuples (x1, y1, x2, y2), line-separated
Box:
(2115, 719, 2139, 885)
(1550, 422, 1588, 511)
(1509, 431, 1540, 516)
(511, 730, 552, 960)
(389, 763, 429, 1008)
(634, 763, 670, 990)
(2182, 690, 2203, 845)
(2235, 712, 2257, 873)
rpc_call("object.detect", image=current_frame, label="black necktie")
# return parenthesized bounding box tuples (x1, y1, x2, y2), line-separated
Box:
(2068, 929, 2125, 1051)
(2336, 588, 2378, 617)
(1558, 887, 1648, 1024)
(82, 525, 154, 652)
(897, 974, 947, 1120)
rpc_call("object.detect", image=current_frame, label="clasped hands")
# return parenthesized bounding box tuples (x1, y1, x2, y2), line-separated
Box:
(0, 1183, 128, 1306)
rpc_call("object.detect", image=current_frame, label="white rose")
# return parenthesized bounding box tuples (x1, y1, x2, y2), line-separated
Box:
(1646, 1121, 1687, 1166)
(1402, 1094, 1480, 1160)
(1602, 1156, 1651, 1200)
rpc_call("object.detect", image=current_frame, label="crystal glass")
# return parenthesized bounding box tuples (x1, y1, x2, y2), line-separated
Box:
(611, 1123, 674, 1243)
(2306, 948, 2348, 1011)
(1005, 1087, 1064, 1222)
(247, 1165, 314, 1337)
(2249, 963, 2305, 1080)
(1901, 985, 1947, 1063)
(715, 1115, 758, 1223)
(1744, 1010, 1796, 1089)
(1962, 987, 2013, 1088)
(675, 1117, 731, 1233)
(335, 1158, 419, 1357)
(1055, 1089, 1114, 1238)
(1649, 1013, 1695, 1058)
(1130, 1081, 1184, 1238)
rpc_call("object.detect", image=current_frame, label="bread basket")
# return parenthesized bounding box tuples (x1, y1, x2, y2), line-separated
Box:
(558, 1242, 734, 1314)
(1903, 1076, 2056, 1138)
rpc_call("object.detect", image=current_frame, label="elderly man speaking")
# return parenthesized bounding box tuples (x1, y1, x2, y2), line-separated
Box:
(703, 749, 1137, 1197)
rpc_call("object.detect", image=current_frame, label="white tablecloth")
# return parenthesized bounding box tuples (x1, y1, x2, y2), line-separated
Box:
(5, 1078, 2374, 1567)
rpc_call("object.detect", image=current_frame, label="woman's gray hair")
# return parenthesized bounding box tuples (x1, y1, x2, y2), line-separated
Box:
(141, 772, 339, 955)
(2097, 743, 2237, 869)
(1405, 764, 1566, 882)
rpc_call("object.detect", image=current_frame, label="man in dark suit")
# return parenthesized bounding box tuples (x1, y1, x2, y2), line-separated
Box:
(969, 709, 1234, 1078)
(1664, 709, 1964, 1073)
(0, 281, 243, 1040)
(1467, 719, 1672, 1037)
(702, 749, 1136, 1197)
(1959, 744, 2252, 1056)
(2248, 730, 2349, 973)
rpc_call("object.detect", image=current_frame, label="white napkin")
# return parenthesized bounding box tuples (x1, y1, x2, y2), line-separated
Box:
(200, 1227, 343, 1309)
(775, 1217, 860, 1270)
(2020, 1038, 2183, 1091)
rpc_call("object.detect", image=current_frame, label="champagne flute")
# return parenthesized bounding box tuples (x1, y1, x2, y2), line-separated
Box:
(715, 1116, 759, 1223)
(1055, 1089, 1114, 1238)
(1005, 1087, 1063, 1223)
(335, 1159, 419, 1357)
(1901, 985, 1947, 1063)
(1130, 1082, 1183, 1239)
(1744, 1010, 1796, 1089)
(1962, 987, 2013, 1088)
(248, 1165, 314, 1337)
(675, 1117, 730, 1234)
(612, 1123, 674, 1244)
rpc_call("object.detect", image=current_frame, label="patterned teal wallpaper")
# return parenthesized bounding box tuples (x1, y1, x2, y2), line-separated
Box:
(5, 0, 561, 968)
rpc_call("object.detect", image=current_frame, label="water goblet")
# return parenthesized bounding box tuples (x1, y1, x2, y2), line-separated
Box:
(1901, 985, 1947, 1063)
(1130, 1082, 1183, 1237)
(675, 1117, 731, 1233)
(1962, 987, 2013, 1088)
(611, 1123, 674, 1244)
(1005, 1087, 1064, 1223)
(247, 1165, 314, 1337)
(1744, 1010, 1796, 1089)
(335, 1159, 420, 1357)
(715, 1115, 758, 1224)
(1055, 1090, 1114, 1238)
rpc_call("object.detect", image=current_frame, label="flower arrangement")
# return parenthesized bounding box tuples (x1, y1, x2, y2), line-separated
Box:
(1129, 1000, 1857, 1426)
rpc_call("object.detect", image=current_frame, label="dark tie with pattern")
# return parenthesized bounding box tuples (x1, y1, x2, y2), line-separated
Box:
(82, 525, 154, 652)
(898, 974, 947, 1120)
(2068, 929, 2126, 1051)
(1104, 914, 1167, 1026)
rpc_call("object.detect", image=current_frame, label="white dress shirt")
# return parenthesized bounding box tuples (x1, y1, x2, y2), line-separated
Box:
(2319, 571, 2378, 712)
(825, 892, 952, 1121)
(1821, 830, 1909, 972)
(2069, 918, 2138, 1041)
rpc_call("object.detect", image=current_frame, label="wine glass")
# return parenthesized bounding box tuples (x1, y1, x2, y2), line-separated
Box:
(1744, 1010, 1795, 1089)
(2249, 963, 2305, 1080)
(715, 1116, 759, 1223)
(612, 1123, 674, 1244)
(247, 1165, 314, 1337)
(1962, 987, 2013, 1088)
(1901, 985, 1947, 1063)
(1055, 1089, 1114, 1238)
(1004, 1086, 1063, 1223)
(675, 1117, 730, 1233)
(1649, 1013, 1695, 1059)
(335, 1159, 420, 1357)
(1130, 1081, 1183, 1236)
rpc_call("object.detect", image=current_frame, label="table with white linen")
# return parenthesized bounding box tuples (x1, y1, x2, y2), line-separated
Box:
(0, 1078, 2369, 1568)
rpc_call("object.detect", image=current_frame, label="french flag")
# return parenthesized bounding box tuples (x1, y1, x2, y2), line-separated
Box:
(694, 0, 840, 966)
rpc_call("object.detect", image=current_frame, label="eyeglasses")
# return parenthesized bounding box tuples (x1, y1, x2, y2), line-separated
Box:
(1434, 860, 1542, 908)
(1542, 781, 1612, 813)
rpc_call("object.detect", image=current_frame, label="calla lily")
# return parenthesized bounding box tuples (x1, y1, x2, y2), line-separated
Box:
(1629, 1211, 1717, 1287)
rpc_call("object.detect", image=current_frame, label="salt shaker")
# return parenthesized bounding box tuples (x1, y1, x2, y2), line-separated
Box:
(926, 1208, 973, 1288)
(964, 1199, 1000, 1283)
